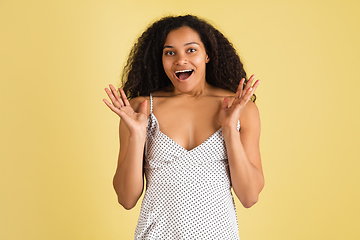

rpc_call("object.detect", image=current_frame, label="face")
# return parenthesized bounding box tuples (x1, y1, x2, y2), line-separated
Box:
(162, 26, 209, 94)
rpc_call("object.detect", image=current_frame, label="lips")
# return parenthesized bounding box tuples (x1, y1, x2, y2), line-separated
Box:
(174, 69, 194, 81)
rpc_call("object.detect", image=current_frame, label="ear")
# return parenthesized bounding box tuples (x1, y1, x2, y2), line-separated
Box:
(206, 55, 210, 63)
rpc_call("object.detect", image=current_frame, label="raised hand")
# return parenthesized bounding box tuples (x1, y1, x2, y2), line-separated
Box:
(219, 75, 260, 129)
(103, 84, 148, 134)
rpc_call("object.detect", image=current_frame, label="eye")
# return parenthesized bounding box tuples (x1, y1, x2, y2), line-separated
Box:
(187, 48, 196, 53)
(165, 51, 175, 56)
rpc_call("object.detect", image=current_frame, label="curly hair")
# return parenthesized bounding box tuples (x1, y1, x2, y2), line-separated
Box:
(121, 14, 256, 102)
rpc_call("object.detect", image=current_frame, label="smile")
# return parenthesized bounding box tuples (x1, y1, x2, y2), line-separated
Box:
(174, 69, 194, 81)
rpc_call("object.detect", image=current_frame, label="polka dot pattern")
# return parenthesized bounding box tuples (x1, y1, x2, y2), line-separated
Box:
(135, 94, 241, 240)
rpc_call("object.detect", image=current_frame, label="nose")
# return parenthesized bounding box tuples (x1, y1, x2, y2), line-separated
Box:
(175, 53, 188, 65)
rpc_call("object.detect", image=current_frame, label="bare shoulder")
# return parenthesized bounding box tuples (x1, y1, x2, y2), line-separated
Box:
(243, 101, 260, 116)
(241, 101, 261, 130)
(129, 96, 150, 112)
(208, 86, 236, 98)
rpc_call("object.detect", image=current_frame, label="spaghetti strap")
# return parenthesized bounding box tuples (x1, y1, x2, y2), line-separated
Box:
(149, 93, 153, 114)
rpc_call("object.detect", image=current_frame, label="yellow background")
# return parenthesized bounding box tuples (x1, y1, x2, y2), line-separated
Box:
(1, 0, 359, 239)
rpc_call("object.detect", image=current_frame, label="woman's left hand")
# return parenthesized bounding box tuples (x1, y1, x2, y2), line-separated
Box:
(219, 75, 260, 129)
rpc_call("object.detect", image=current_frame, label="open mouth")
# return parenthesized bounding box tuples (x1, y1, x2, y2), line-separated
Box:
(174, 69, 194, 81)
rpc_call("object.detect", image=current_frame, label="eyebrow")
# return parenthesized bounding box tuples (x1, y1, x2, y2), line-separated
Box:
(163, 42, 200, 49)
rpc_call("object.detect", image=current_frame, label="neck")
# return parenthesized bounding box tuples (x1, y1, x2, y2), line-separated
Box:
(171, 82, 214, 97)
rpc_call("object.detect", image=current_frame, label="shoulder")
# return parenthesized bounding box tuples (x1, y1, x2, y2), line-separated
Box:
(240, 101, 261, 131)
(243, 100, 260, 116)
(207, 85, 236, 98)
(129, 96, 150, 114)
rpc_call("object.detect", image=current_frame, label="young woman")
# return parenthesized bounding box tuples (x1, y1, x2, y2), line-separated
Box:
(104, 15, 264, 239)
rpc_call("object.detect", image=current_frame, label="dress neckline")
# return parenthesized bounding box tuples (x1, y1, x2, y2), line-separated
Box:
(150, 112, 222, 153)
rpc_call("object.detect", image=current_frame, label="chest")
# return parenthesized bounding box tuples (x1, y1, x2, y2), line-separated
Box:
(152, 97, 223, 151)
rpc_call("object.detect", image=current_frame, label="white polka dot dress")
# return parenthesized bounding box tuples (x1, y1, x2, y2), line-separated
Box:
(134, 94, 240, 240)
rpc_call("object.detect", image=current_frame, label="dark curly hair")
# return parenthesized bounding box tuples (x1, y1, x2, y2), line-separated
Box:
(121, 14, 256, 102)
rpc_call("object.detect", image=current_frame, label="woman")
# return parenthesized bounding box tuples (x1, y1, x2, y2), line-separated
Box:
(104, 15, 264, 239)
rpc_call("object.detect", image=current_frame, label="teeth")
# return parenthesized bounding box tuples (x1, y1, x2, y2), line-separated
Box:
(175, 69, 193, 73)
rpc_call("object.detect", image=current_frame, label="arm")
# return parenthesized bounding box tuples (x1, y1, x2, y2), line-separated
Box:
(219, 75, 264, 208)
(103, 85, 148, 209)
(223, 101, 263, 208)
(113, 117, 146, 209)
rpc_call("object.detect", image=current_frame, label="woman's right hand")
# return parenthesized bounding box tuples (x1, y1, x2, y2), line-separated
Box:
(103, 84, 148, 134)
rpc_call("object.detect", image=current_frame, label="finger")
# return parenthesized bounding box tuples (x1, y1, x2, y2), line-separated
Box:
(241, 80, 260, 104)
(250, 80, 260, 94)
(222, 97, 230, 109)
(246, 79, 260, 97)
(236, 78, 245, 98)
(103, 99, 122, 115)
(119, 88, 130, 106)
(139, 99, 148, 115)
(109, 84, 123, 103)
(105, 87, 123, 108)
(109, 84, 125, 107)
(104, 87, 117, 103)
(242, 75, 255, 98)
